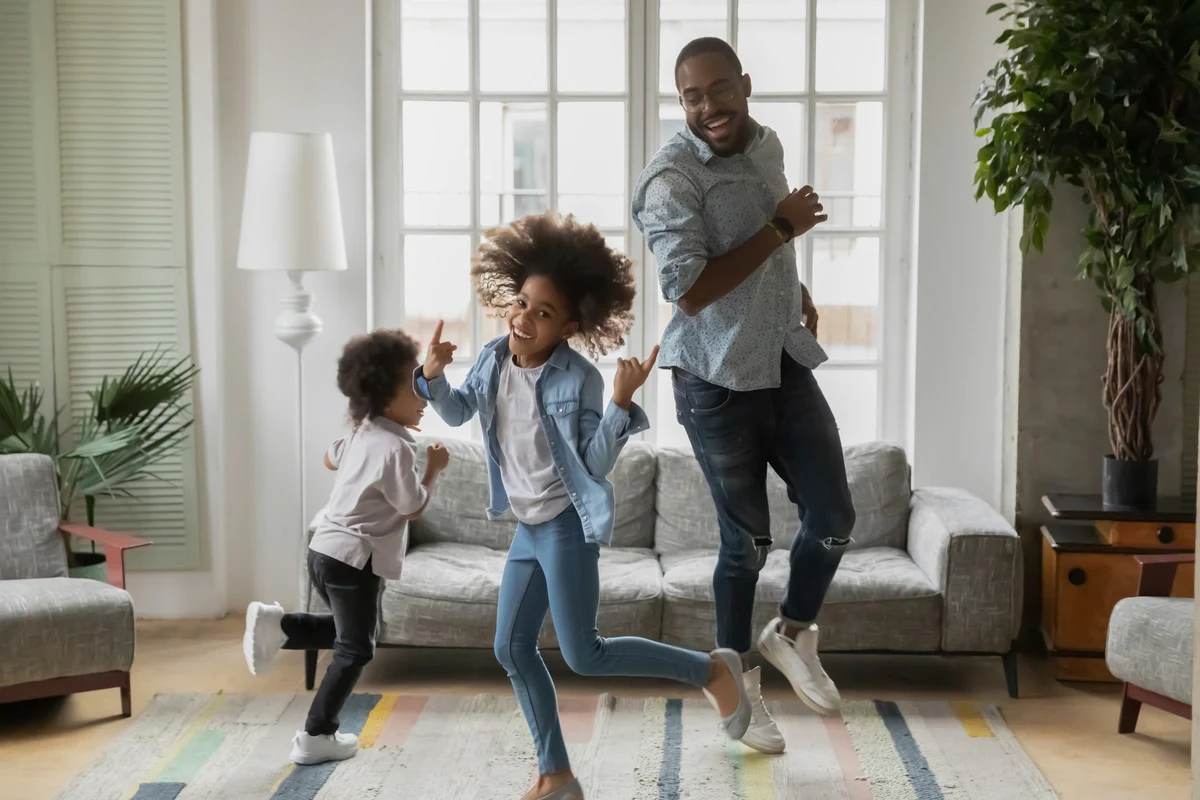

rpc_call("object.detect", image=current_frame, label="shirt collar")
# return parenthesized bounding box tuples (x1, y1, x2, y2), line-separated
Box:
(369, 416, 416, 440)
(490, 335, 573, 371)
(680, 119, 763, 165)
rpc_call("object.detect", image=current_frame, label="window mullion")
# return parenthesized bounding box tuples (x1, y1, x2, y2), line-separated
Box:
(548, 0, 558, 215)
(803, 0, 819, 290)
(730, 0, 738, 48)
(469, 0, 482, 396)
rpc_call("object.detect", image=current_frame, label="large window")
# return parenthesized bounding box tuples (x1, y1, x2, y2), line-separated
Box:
(376, 0, 912, 446)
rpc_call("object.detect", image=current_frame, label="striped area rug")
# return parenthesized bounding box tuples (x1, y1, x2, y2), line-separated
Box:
(55, 693, 1058, 799)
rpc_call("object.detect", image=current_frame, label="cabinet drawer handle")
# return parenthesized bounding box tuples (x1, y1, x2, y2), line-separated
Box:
(1068, 567, 1087, 586)
(1158, 526, 1175, 544)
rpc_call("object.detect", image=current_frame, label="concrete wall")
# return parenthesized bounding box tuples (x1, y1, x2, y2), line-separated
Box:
(1013, 190, 1189, 631)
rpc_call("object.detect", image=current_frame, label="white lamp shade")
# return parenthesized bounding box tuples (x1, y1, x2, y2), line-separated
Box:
(237, 132, 348, 272)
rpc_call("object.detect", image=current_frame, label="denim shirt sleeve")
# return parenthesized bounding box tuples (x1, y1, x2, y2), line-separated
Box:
(413, 358, 482, 428)
(576, 367, 650, 479)
(632, 166, 709, 304)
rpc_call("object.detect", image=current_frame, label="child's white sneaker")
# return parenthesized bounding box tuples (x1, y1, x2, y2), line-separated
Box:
(289, 730, 359, 765)
(243, 601, 286, 676)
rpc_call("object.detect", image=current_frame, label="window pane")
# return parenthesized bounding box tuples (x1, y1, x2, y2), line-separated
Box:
(738, 0, 807, 92)
(814, 368, 877, 444)
(658, 102, 687, 150)
(811, 236, 879, 360)
(480, 102, 549, 227)
(419, 365, 472, 440)
(815, 0, 885, 92)
(749, 102, 804, 188)
(558, 0, 625, 93)
(404, 235, 473, 359)
(403, 102, 470, 226)
(659, 0, 728, 95)
(815, 102, 883, 227)
(557, 102, 625, 228)
(479, 0, 547, 92)
(401, 0, 468, 91)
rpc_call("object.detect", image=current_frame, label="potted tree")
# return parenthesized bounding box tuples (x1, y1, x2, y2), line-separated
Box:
(0, 350, 198, 576)
(973, 0, 1200, 510)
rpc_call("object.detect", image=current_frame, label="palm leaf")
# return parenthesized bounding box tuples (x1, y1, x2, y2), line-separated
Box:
(91, 349, 198, 427)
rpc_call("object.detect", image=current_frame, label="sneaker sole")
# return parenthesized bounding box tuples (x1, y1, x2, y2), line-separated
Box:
(289, 749, 358, 766)
(740, 734, 786, 755)
(243, 603, 261, 676)
(757, 633, 841, 717)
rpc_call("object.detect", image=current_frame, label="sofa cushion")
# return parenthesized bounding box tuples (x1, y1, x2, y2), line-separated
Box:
(0, 578, 135, 687)
(1107, 596, 1193, 705)
(658, 547, 941, 652)
(410, 438, 657, 549)
(0, 454, 69, 580)
(376, 542, 663, 647)
(654, 442, 911, 554)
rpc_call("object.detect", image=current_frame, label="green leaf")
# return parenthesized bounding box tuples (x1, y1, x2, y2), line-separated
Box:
(996, 29, 1014, 45)
(1182, 165, 1200, 189)
(1101, 296, 1113, 313)
(1071, 100, 1091, 125)
(1023, 92, 1043, 109)
(986, 2, 1007, 14)
(1087, 103, 1104, 128)
(1115, 264, 1135, 288)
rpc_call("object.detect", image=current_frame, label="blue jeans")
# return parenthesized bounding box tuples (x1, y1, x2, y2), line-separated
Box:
(673, 354, 856, 654)
(494, 506, 712, 775)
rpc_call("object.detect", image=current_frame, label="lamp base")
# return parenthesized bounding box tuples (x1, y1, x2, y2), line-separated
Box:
(274, 271, 323, 352)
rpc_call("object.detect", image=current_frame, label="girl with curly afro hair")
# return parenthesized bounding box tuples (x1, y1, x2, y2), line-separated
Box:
(414, 213, 749, 800)
(242, 328, 452, 767)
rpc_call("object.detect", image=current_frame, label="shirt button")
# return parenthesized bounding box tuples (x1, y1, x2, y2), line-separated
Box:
(777, 326, 784, 332)
(760, 182, 767, 188)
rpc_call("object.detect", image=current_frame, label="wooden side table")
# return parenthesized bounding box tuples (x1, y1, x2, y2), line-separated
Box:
(1040, 494, 1195, 682)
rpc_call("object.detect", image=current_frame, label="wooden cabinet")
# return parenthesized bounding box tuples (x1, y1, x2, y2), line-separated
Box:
(1040, 495, 1195, 683)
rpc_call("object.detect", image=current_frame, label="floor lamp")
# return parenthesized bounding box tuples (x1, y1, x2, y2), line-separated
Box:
(236, 132, 347, 548)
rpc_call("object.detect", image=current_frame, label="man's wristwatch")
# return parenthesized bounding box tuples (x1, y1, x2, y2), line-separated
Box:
(768, 216, 795, 244)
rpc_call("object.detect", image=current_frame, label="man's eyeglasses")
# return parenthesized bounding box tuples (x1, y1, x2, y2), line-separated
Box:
(678, 80, 740, 112)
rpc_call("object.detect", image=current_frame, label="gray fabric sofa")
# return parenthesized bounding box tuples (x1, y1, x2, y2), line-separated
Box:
(0, 454, 147, 716)
(301, 440, 1024, 695)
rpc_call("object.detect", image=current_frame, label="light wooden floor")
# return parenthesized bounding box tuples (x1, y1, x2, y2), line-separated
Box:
(0, 618, 1190, 799)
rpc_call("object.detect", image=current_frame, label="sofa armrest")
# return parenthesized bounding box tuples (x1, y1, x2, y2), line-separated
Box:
(59, 523, 151, 590)
(907, 488, 1023, 652)
(1136, 553, 1195, 598)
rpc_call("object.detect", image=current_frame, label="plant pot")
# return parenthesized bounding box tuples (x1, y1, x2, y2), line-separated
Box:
(1102, 455, 1158, 512)
(69, 551, 107, 582)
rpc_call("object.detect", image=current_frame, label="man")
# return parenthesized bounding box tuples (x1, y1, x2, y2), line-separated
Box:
(632, 37, 855, 754)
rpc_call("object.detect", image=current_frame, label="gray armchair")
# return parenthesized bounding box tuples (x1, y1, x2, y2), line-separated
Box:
(0, 454, 148, 716)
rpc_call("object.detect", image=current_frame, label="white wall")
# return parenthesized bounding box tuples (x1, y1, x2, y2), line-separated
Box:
(131, 0, 370, 616)
(906, 0, 1009, 507)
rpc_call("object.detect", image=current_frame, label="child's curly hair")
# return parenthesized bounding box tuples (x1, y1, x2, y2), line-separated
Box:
(472, 213, 637, 358)
(336, 329, 420, 425)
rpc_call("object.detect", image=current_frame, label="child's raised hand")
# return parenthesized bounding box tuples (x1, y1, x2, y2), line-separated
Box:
(612, 345, 659, 411)
(426, 443, 450, 474)
(423, 320, 458, 380)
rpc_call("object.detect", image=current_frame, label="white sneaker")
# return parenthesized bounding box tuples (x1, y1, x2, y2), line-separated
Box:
(243, 601, 286, 676)
(757, 618, 842, 716)
(740, 667, 786, 755)
(289, 730, 359, 765)
(701, 648, 753, 740)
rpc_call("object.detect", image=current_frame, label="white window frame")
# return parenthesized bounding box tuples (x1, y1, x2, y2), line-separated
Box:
(373, 0, 917, 446)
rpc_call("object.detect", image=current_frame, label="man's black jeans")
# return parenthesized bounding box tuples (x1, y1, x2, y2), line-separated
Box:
(672, 354, 856, 654)
(282, 550, 380, 736)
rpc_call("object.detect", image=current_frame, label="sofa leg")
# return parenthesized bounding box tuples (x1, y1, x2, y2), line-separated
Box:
(305, 650, 318, 691)
(1001, 650, 1018, 699)
(1118, 684, 1142, 734)
(120, 673, 132, 718)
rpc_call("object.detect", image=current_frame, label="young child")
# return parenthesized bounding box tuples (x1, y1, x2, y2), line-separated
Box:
(416, 213, 750, 800)
(242, 329, 449, 766)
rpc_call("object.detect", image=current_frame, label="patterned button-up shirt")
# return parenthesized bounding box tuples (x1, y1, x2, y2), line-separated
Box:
(632, 122, 827, 392)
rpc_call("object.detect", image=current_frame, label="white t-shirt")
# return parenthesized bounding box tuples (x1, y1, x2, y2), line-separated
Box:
(309, 417, 427, 580)
(495, 359, 572, 525)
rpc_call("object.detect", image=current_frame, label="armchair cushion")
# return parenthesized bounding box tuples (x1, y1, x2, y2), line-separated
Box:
(907, 487, 1022, 652)
(0, 454, 68, 580)
(0, 578, 135, 687)
(1107, 596, 1194, 705)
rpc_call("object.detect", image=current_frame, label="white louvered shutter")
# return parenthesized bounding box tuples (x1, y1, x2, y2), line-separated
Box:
(54, 0, 186, 268)
(53, 267, 200, 569)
